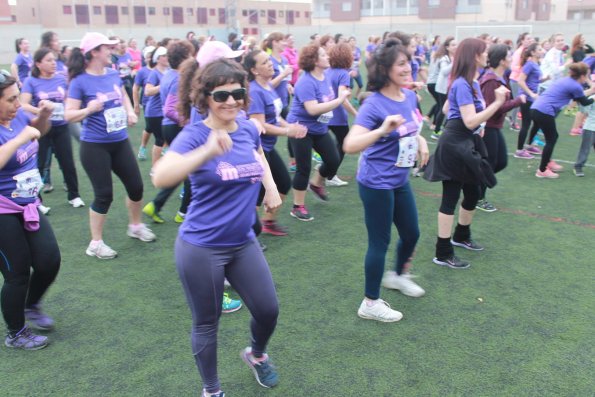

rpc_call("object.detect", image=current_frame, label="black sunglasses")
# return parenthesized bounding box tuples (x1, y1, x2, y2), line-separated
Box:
(208, 88, 246, 103)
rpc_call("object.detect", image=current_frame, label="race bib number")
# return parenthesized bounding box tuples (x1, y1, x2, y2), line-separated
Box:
(12, 168, 44, 199)
(50, 103, 64, 121)
(104, 106, 127, 133)
(395, 136, 418, 168)
(273, 98, 283, 121)
(317, 111, 333, 124)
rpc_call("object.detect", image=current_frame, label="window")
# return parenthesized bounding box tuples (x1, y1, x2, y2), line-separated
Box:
(279, 10, 284, 17)
(296, 11, 300, 17)
(197, 7, 207, 24)
(121, 6, 128, 15)
(105, 6, 118, 24)
(286, 10, 294, 24)
(342, 2, 352, 12)
(218, 8, 226, 24)
(209, 8, 216, 16)
(11, 14, 16, 22)
(249, 9, 258, 24)
(63, 5, 72, 14)
(251, 27, 258, 35)
(173, 7, 183, 24)
(260, 9, 266, 17)
(163, 7, 170, 16)
(268, 9, 276, 24)
(133, 6, 146, 24)
(187, 8, 193, 16)
(93, 6, 101, 15)
(242, 9, 247, 17)
(32, 7, 35, 17)
(148, 7, 155, 16)
(75, 5, 89, 24)
(305, 11, 310, 18)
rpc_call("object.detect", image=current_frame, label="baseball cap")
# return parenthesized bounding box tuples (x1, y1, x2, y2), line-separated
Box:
(80, 32, 119, 55)
(196, 41, 245, 67)
(152, 46, 168, 63)
(142, 46, 156, 58)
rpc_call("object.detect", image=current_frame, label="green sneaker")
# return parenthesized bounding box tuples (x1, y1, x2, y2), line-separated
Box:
(222, 293, 242, 314)
(142, 202, 165, 224)
(174, 212, 185, 223)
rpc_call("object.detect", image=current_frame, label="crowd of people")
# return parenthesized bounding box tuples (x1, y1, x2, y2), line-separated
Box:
(1, 27, 594, 396)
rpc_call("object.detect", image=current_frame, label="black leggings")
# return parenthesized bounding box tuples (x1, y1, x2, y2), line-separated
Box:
(427, 83, 440, 122)
(145, 116, 165, 147)
(257, 148, 291, 206)
(434, 92, 448, 133)
(439, 180, 480, 215)
(0, 212, 61, 332)
(328, 124, 349, 177)
(517, 101, 534, 150)
(531, 110, 558, 172)
(80, 139, 144, 214)
(290, 133, 340, 191)
(37, 124, 80, 200)
(480, 127, 508, 199)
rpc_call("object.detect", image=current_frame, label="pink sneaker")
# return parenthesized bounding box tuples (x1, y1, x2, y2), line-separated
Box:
(525, 145, 542, 155)
(547, 161, 563, 172)
(536, 168, 560, 179)
(514, 149, 534, 159)
(569, 128, 583, 136)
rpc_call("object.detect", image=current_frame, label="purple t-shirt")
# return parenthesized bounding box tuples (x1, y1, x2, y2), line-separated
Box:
(531, 77, 586, 117)
(518, 60, 541, 101)
(247, 81, 282, 152)
(326, 68, 351, 126)
(14, 53, 33, 82)
(114, 53, 133, 79)
(365, 43, 377, 55)
(447, 78, 486, 120)
(0, 109, 40, 205)
(286, 72, 335, 135)
(68, 69, 128, 143)
(56, 60, 67, 78)
(133, 66, 151, 108)
(583, 56, 595, 74)
(145, 68, 165, 117)
(22, 75, 68, 127)
(160, 69, 179, 125)
(354, 90, 422, 189)
(271, 55, 290, 107)
(169, 118, 264, 248)
(411, 59, 420, 81)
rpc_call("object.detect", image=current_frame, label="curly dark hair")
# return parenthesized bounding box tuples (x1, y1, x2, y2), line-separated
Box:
(366, 39, 411, 91)
(167, 40, 194, 70)
(299, 44, 321, 72)
(329, 43, 353, 70)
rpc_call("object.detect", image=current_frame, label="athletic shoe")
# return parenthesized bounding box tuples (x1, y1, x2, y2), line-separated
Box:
(357, 299, 403, 322)
(174, 212, 185, 223)
(573, 168, 585, 177)
(24, 305, 55, 331)
(381, 271, 425, 297)
(42, 183, 54, 193)
(161, 147, 168, 156)
(5, 326, 48, 350)
(532, 137, 545, 147)
(288, 163, 297, 173)
(510, 123, 520, 131)
(312, 152, 322, 163)
(142, 202, 165, 224)
(241, 347, 279, 388)
(86, 241, 117, 259)
(547, 161, 563, 172)
(536, 168, 560, 179)
(290, 205, 314, 221)
(262, 220, 288, 236)
(259, 239, 267, 252)
(524, 145, 542, 155)
(68, 197, 85, 208)
(513, 149, 534, 159)
(137, 146, 147, 160)
(38, 204, 51, 215)
(430, 132, 441, 140)
(325, 175, 349, 187)
(475, 199, 497, 213)
(308, 183, 329, 202)
(222, 293, 242, 314)
(127, 224, 156, 242)
(569, 128, 583, 136)
(451, 238, 484, 251)
(202, 390, 225, 397)
(432, 255, 470, 269)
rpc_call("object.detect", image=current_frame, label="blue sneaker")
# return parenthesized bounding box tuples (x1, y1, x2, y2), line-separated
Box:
(240, 347, 279, 388)
(532, 137, 545, 147)
(312, 152, 322, 163)
(5, 326, 48, 350)
(222, 293, 242, 314)
(137, 146, 147, 160)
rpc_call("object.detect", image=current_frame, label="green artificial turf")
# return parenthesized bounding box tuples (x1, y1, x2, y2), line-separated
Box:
(0, 89, 593, 396)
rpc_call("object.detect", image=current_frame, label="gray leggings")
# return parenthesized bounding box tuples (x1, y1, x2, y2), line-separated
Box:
(175, 237, 279, 393)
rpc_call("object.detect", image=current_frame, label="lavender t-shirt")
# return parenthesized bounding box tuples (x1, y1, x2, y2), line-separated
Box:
(447, 78, 486, 120)
(115, 53, 133, 79)
(68, 69, 128, 143)
(518, 60, 542, 101)
(287, 72, 335, 135)
(531, 77, 586, 117)
(271, 55, 290, 107)
(247, 80, 282, 152)
(22, 75, 68, 127)
(145, 68, 165, 117)
(169, 118, 264, 248)
(14, 53, 32, 82)
(0, 109, 40, 205)
(159, 69, 179, 125)
(133, 66, 151, 108)
(326, 68, 351, 126)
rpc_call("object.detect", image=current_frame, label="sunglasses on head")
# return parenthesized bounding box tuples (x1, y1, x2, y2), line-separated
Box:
(0, 70, 11, 84)
(208, 88, 246, 103)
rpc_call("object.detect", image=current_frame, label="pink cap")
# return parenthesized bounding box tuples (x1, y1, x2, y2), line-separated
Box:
(196, 41, 245, 67)
(80, 32, 119, 55)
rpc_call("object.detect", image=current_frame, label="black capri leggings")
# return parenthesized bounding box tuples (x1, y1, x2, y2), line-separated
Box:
(531, 109, 558, 172)
(290, 132, 340, 191)
(439, 180, 481, 215)
(80, 139, 144, 214)
(328, 124, 349, 176)
(145, 116, 165, 147)
(257, 148, 291, 206)
(0, 212, 61, 333)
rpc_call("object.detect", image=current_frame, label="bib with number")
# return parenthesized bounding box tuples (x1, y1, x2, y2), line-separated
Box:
(50, 103, 65, 121)
(104, 106, 127, 133)
(12, 168, 44, 199)
(317, 111, 333, 124)
(273, 98, 283, 120)
(395, 136, 418, 168)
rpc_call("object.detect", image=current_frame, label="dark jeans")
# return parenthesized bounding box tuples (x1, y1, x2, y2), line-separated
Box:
(531, 110, 558, 172)
(0, 212, 61, 332)
(291, 133, 339, 191)
(575, 129, 595, 170)
(480, 127, 508, 200)
(359, 182, 420, 300)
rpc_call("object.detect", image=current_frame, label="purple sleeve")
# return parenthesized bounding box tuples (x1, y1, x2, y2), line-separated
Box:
(67, 77, 83, 101)
(134, 69, 146, 85)
(454, 80, 475, 106)
(164, 80, 180, 123)
(247, 90, 266, 116)
(295, 77, 318, 102)
(21, 78, 33, 94)
(169, 127, 203, 155)
(147, 70, 160, 85)
(354, 98, 380, 130)
(521, 63, 531, 76)
(338, 70, 351, 87)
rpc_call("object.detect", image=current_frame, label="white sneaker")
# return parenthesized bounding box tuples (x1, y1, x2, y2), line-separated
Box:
(382, 271, 425, 297)
(325, 175, 349, 187)
(127, 224, 156, 242)
(68, 197, 85, 208)
(86, 241, 117, 259)
(38, 204, 51, 215)
(357, 299, 403, 322)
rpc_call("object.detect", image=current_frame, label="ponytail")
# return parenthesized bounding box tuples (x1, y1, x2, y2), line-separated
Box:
(177, 57, 200, 125)
(68, 47, 91, 81)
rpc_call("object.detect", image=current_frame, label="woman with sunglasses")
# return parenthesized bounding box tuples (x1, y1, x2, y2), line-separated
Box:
(20, 48, 84, 209)
(65, 32, 155, 259)
(244, 49, 307, 236)
(0, 71, 61, 350)
(153, 58, 282, 397)
(286, 44, 350, 221)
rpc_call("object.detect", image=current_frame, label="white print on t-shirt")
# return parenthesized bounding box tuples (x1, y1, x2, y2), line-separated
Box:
(96, 85, 124, 104)
(15, 141, 38, 164)
(395, 136, 418, 168)
(12, 168, 44, 199)
(50, 103, 64, 121)
(273, 98, 283, 120)
(317, 111, 333, 124)
(38, 86, 66, 102)
(104, 106, 127, 133)
(215, 150, 264, 184)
